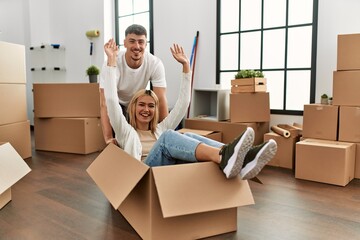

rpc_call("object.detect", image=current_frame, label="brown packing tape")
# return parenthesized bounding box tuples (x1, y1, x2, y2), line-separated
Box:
(271, 126, 291, 138)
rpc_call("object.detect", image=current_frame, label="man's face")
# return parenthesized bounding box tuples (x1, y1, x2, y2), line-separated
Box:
(124, 33, 147, 62)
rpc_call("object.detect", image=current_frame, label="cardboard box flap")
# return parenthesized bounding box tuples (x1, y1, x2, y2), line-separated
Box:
(177, 128, 217, 136)
(152, 162, 254, 218)
(0, 143, 31, 194)
(87, 144, 149, 209)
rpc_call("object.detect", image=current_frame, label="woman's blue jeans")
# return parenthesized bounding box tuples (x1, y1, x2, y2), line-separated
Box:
(144, 129, 224, 167)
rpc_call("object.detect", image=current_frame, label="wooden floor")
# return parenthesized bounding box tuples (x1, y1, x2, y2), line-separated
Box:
(1, 133, 360, 240)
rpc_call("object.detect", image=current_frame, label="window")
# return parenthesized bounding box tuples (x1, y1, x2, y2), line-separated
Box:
(115, 0, 153, 53)
(217, 0, 318, 115)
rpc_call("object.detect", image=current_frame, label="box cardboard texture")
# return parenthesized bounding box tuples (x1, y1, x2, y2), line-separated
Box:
(34, 117, 105, 154)
(0, 41, 26, 84)
(230, 92, 270, 123)
(0, 121, 32, 159)
(337, 33, 360, 71)
(302, 104, 339, 141)
(177, 128, 222, 142)
(87, 144, 254, 240)
(231, 78, 267, 93)
(338, 106, 360, 142)
(355, 143, 360, 179)
(185, 118, 269, 145)
(264, 132, 298, 169)
(333, 70, 360, 106)
(0, 84, 27, 126)
(33, 83, 100, 118)
(295, 139, 355, 186)
(0, 143, 31, 209)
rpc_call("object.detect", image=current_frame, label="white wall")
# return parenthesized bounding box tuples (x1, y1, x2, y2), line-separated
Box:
(1, 0, 360, 128)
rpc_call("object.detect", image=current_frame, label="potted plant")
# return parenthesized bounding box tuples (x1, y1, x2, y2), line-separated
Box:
(231, 69, 266, 93)
(321, 94, 328, 105)
(234, 69, 264, 79)
(86, 65, 100, 83)
(328, 97, 333, 105)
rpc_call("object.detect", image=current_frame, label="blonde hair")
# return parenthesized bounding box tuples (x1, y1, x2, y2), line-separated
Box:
(128, 89, 159, 133)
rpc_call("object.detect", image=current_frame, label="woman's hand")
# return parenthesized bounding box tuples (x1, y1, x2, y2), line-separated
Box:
(170, 44, 190, 73)
(104, 38, 118, 66)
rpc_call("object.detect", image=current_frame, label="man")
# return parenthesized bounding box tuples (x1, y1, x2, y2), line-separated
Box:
(99, 24, 168, 145)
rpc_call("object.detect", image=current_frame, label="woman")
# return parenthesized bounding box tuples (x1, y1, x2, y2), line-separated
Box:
(102, 43, 277, 180)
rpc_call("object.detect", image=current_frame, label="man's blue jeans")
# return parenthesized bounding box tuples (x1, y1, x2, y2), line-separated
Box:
(144, 129, 224, 167)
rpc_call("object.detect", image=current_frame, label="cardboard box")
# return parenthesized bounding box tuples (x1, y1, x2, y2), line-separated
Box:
(333, 70, 360, 106)
(0, 143, 31, 209)
(185, 118, 269, 145)
(264, 132, 298, 169)
(230, 92, 270, 123)
(337, 33, 360, 71)
(87, 144, 254, 240)
(0, 121, 31, 159)
(355, 143, 360, 179)
(34, 117, 106, 154)
(338, 106, 360, 142)
(177, 128, 222, 142)
(33, 83, 100, 118)
(295, 139, 355, 186)
(0, 41, 26, 84)
(302, 104, 339, 141)
(231, 78, 267, 93)
(0, 84, 27, 125)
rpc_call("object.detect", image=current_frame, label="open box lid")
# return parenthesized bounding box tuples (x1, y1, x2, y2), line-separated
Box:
(177, 128, 218, 136)
(86, 143, 149, 209)
(152, 162, 255, 218)
(0, 142, 31, 194)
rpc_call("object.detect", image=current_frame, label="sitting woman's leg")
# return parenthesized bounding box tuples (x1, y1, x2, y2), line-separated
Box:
(183, 132, 224, 149)
(144, 129, 201, 167)
(145, 128, 257, 179)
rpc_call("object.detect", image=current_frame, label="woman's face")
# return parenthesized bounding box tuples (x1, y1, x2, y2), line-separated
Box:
(135, 95, 156, 125)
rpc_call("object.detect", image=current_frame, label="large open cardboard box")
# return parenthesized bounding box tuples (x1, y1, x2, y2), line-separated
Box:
(87, 144, 254, 240)
(0, 143, 31, 209)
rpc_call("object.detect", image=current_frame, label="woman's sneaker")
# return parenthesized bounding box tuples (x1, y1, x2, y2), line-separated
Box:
(219, 127, 255, 178)
(240, 139, 277, 180)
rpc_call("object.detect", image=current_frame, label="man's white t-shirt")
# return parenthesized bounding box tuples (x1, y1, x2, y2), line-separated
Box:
(99, 51, 166, 106)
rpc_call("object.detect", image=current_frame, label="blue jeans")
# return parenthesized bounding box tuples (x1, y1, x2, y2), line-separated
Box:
(144, 129, 224, 167)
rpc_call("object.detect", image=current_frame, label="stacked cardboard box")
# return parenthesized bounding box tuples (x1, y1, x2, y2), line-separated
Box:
(296, 33, 360, 186)
(264, 124, 302, 170)
(185, 82, 270, 145)
(33, 83, 106, 154)
(0, 41, 32, 159)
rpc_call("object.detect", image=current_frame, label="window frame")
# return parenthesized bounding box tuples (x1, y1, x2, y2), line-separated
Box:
(114, 0, 154, 54)
(216, 0, 319, 115)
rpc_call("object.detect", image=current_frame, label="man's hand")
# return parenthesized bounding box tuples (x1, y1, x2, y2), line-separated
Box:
(104, 38, 118, 66)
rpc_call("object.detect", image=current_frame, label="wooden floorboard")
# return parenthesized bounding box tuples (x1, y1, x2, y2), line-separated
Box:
(0, 133, 359, 240)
